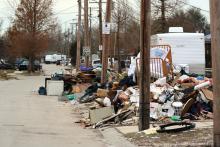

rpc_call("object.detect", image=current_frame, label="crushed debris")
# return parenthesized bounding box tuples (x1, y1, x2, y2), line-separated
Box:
(39, 52, 213, 137)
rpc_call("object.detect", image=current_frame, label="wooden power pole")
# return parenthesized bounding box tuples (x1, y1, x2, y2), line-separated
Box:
(101, 0, 112, 83)
(99, 0, 103, 61)
(139, 0, 151, 131)
(116, 3, 121, 73)
(89, 7, 92, 64)
(76, 0, 82, 71)
(84, 0, 90, 67)
(210, 0, 220, 146)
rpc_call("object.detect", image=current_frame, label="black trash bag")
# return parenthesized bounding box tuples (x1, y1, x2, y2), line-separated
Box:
(119, 75, 136, 88)
(180, 68, 198, 77)
(38, 86, 46, 95)
(51, 73, 64, 80)
(80, 95, 97, 103)
(64, 82, 73, 92)
(79, 83, 99, 103)
(113, 98, 124, 113)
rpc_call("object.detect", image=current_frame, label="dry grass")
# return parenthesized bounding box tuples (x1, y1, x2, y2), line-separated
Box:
(20, 71, 42, 76)
(0, 70, 8, 80)
(0, 70, 17, 80)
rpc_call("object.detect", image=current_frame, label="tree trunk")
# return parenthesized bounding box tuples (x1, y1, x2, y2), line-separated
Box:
(28, 56, 34, 73)
(28, 0, 37, 74)
(161, 0, 166, 33)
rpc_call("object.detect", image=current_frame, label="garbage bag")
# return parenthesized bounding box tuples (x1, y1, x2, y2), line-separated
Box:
(119, 75, 136, 88)
(80, 66, 93, 71)
(38, 86, 46, 95)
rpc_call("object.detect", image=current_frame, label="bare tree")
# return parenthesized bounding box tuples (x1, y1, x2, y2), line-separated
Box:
(0, 20, 6, 59)
(7, 0, 54, 72)
(0, 20, 3, 33)
(151, 0, 184, 33)
(78, 0, 140, 67)
(47, 24, 66, 54)
(112, 0, 138, 72)
(166, 8, 210, 33)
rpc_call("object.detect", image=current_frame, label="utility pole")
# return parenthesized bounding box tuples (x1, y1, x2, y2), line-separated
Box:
(84, 0, 90, 67)
(75, 23, 78, 41)
(116, 3, 121, 73)
(89, 7, 92, 63)
(210, 0, 220, 146)
(101, 0, 112, 83)
(89, 0, 105, 61)
(99, 0, 103, 61)
(76, 0, 82, 71)
(139, 0, 151, 131)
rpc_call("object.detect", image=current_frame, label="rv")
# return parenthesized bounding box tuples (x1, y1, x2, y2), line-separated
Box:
(151, 32, 205, 74)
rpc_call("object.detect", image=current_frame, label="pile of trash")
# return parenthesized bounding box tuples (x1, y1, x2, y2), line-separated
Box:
(39, 67, 213, 130)
(72, 71, 213, 129)
(149, 75, 213, 121)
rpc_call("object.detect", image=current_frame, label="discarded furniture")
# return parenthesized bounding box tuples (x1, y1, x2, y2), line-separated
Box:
(136, 45, 173, 79)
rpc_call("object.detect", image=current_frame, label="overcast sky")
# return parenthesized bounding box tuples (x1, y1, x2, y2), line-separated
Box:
(0, 0, 210, 34)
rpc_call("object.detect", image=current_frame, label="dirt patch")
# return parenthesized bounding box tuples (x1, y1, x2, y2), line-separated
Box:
(0, 70, 17, 80)
(0, 70, 8, 80)
(125, 128, 213, 147)
(20, 71, 42, 76)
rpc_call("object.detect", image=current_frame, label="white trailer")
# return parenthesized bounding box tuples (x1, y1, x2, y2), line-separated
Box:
(45, 55, 56, 64)
(151, 33, 205, 74)
(53, 54, 66, 61)
(45, 54, 66, 64)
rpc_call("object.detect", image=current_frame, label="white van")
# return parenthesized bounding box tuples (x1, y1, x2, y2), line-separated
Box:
(92, 59, 101, 68)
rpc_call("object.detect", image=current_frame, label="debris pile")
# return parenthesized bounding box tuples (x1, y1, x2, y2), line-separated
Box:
(39, 67, 213, 130)
(73, 72, 213, 129)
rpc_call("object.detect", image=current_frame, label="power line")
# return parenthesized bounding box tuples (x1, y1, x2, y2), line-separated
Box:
(54, 12, 78, 15)
(178, 0, 209, 13)
(53, 5, 78, 15)
(60, 19, 76, 25)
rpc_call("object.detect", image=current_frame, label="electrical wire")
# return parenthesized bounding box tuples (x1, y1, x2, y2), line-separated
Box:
(178, 0, 210, 13)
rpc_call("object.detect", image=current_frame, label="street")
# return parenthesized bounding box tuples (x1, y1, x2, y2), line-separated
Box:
(0, 65, 106, 147)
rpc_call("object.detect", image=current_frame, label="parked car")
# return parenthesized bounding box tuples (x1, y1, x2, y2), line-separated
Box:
(15, 58, 26, 69)
(0, 60, 14, 70)
(18, 60, 42, 71)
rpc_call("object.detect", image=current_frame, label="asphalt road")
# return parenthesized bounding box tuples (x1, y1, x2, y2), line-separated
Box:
(0, 64, 106, 147)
